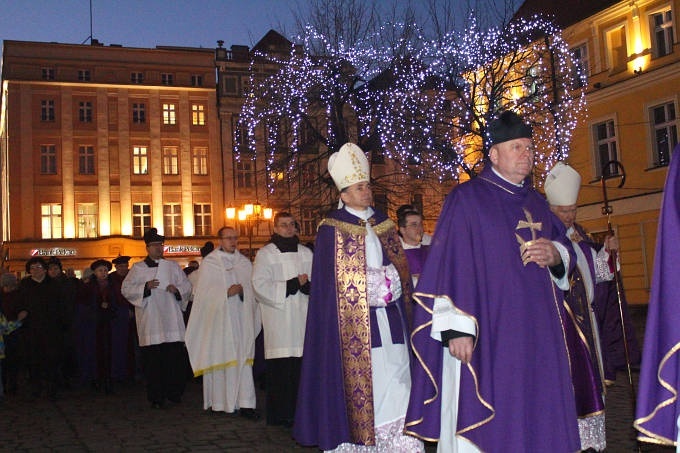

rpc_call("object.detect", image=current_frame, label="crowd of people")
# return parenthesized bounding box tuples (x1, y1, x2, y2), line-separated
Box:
(4, 110, 673, 453)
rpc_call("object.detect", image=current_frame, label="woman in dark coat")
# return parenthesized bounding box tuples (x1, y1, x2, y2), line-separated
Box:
(80, 259, 117, 394)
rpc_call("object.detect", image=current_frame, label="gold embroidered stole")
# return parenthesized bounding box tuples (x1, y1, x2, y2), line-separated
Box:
(319, 216, 411, 445)
(331, 221, 375, 445)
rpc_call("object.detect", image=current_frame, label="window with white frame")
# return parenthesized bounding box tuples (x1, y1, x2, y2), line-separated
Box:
(192, 147, 208, 175)
(605, 25, 628, 73)
(41, 203, 62, 239)
(40, 145, 57, 174)
(650, 101, 678, 167)
(162, 147, 179, 175)
(593, 119, 619, 177)
(132, 204, 152, 238)
(162, 103, 177, 125)
(77, 203, 97, 238)
(193, 203, 212, 236)
(570, 43, 589, 88)
(131, 72, 144, 84)
(79, 101, 93, 123)
(132, 146, 148, 175)
(161, 73, 174, 85)
(41, 68, 55, 80)
(132, 103, 146, 124)
(163, 203, 182, 236)
(192, 104, 205, 125)
(41, 100, 55, 121)
(78, 69, 91, 81)
(235, 160, 253, 188)
(78, 145, 95, 175)
(650, 9, 674, 58)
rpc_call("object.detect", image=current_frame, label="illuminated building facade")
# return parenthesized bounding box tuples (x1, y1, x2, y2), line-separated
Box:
(516, 0, 680, 303)
(0, 40, 221, 273)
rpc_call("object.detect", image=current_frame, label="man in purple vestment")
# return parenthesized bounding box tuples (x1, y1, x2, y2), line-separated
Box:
(634, 143, 680, 448)
(397, 207, 430, 287)
(545, 162, 617, 451)
(404, 111, 580, 452)
(294, 143, 423, 452)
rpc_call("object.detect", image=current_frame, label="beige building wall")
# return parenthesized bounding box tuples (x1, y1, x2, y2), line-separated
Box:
(555, 0, 680, 303)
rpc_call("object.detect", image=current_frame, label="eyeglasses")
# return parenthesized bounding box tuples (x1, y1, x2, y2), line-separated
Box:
(29, 265, 44, 270)
(219, 236, 238, 240)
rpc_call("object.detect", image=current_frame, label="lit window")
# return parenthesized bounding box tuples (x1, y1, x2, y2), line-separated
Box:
(78, 145, 96, 175)
(41, 100, 55, 122)
(163, 203, 182, 237)
(77, 203, 97, 238)
(605, 25, 628, 73)
(161, 73, 174, 85)
(79, 101, 93, 123)
(40, 145, 57, 174)
(650, 101, 678, 167)
(131, 72, 144, 84)
(192, 104, 205, 125)
(132, 204, 152, 238)
(192, 147, 208, 175)
(592, 119, 619, 177)
(132, 146, 148, 175)
(132, 103, 146, 124)
(162, 103, 177, 125)
(162, 147, 179, 175)
(193, 203, 212, 236)
(41, 203, 62, 239)
(650, 9, 674, 58)
(78, 70, 91, 81)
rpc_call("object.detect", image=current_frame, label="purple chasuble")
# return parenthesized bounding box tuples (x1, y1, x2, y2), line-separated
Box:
(404, 166, 580, 452)
(635, 144, 680, 446)
(293, 208, 413, 450)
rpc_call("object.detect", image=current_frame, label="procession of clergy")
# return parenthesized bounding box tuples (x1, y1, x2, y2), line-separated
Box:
(17, 110, 676, 452)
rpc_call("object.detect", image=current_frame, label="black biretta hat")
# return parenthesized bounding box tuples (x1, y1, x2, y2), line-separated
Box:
(488, 111, 533, 146)
(143, 228, 165, 245)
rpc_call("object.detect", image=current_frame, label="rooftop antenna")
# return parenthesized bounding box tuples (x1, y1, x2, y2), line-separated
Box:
(81, 0, 93, 44)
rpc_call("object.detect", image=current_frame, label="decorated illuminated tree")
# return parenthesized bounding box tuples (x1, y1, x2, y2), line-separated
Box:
(423, 13, 587, 183)
(239, 1, 586, 216)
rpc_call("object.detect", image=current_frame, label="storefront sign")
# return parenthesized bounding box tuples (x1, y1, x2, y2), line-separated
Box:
(163, 245, 201, 255)
(31, 247, 77, 257)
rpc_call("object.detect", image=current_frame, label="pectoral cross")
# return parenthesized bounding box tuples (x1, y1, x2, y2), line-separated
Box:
(515, 208, 542, 265)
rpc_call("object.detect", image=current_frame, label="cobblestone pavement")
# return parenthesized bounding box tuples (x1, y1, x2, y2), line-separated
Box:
(0, 305, 675, 452)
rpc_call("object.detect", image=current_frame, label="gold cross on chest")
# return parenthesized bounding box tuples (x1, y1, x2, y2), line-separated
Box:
(515, 208, 542, 250)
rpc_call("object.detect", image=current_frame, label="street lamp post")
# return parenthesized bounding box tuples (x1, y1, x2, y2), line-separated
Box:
(225, 201, 273, 260)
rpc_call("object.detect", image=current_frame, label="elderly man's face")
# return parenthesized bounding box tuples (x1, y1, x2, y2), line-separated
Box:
(489, 138, 534, 184)
(551, 204, 578, 229)
(340, 181, 372, 211)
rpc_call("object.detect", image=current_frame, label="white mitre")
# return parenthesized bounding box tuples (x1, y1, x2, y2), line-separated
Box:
(328, 142, 370, 191)
(544, 162, 582, 206)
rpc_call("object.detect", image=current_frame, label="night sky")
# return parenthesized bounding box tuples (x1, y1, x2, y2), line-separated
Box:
(0, 0, 301, 54)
